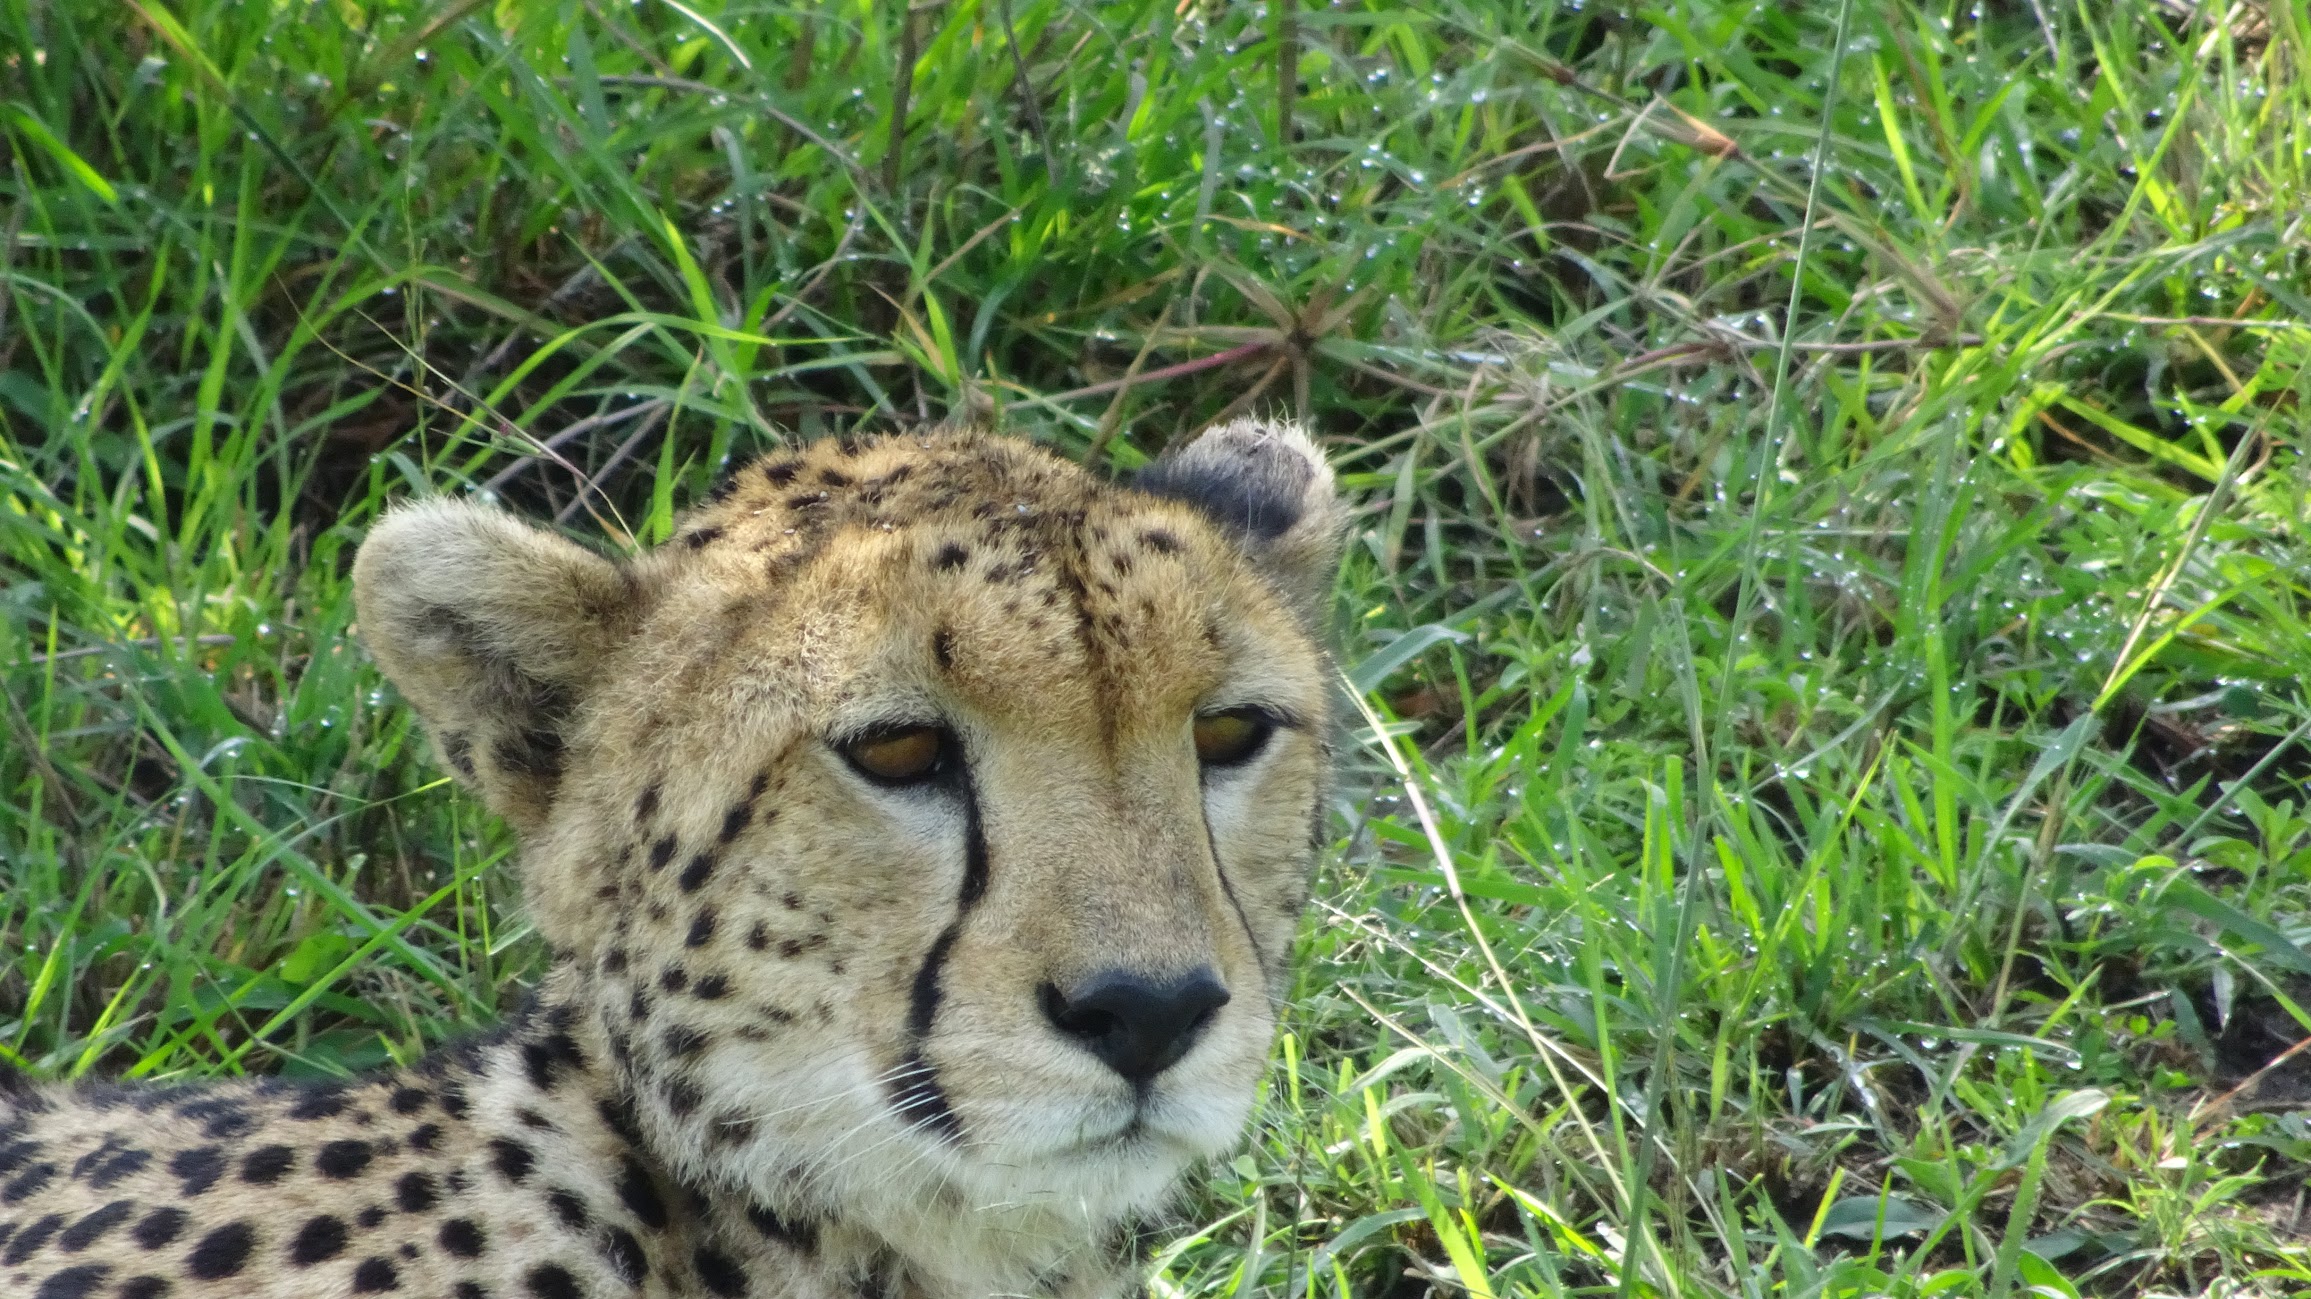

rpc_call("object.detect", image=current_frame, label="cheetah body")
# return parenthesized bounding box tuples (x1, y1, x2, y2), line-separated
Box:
(2, 422, 1346, 1299)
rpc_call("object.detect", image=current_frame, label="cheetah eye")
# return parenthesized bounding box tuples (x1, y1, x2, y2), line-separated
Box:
(839, 724, 953, 786)
(1193, 709, 1274, 768)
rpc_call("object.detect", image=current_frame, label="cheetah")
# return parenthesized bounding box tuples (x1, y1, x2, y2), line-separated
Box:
(2, 419, 1346, 1299)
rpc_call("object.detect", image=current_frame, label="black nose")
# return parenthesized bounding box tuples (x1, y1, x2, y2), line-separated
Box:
(1040, 969, 1231, 1085)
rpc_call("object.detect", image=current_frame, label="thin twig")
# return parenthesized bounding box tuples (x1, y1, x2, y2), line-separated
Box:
(480, 398, 672, 494)
(2192, 1034, 2311, 1129)
(1085, 300, 1175, 468)
(762, 206, 868, 335)
(1338, 679, 1626, 1203)
(25, 634, 239, 666)
(1045, 340, 1273, 402)
(884, 8, 922, 199)
(1202, 352, 1289, 427)
(555, 400, 670, 527)
(904, 203, 1026, 311)
(1273, 0, 1297, 146)
(2103, 313, 2311, 331)
(994, 0, 1058, 187)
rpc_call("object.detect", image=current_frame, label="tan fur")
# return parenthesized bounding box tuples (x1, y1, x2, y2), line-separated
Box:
(2, 421, 1344, 1299)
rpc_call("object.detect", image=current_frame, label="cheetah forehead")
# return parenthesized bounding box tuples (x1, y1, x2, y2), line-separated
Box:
(630, 432, 1316, 720)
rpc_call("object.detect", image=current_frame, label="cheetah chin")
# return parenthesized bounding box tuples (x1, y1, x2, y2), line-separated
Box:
(4, 419, 1347, 1299)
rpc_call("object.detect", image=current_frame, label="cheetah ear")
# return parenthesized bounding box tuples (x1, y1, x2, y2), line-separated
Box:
(352, 499, 641, 834)
(1134, 417, 1347, 621)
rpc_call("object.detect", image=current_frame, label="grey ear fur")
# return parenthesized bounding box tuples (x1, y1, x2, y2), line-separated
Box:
(352, 499, 638, 833)
(1133, 417, 1347, 621)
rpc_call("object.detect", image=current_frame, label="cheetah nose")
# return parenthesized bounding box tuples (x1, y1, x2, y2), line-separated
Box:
(1039, 969, 1231, 1085)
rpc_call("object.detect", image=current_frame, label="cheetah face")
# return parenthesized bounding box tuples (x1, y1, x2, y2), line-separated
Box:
(353, 422, 1345, 1234)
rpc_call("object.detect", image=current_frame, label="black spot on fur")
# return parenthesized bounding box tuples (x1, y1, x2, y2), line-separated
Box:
(455, 1284, 487, 1299)
(390, 1086, 430, 1115)
(316, 1139, 373, 1179)
(443, 731, 478, 778)
(408, 1122, 444, 1152)
(648, 834, 679, 871)
(659, 966, 688, 993)
(526, 1262, 582, 1299)
(702, 472, 744, 506)
(0, 1136, 37, 1175)
(438, 1218, 485, 1258)
(679, 852, 717, 892)
(439, 1082, 471, 1119)
(716, 802, 753, 844)
(635, 783, 662, 822)
(493, 725, 565, 782)
(522, 1043, 560, 1090)
(351, 1256, 400, 1292)
(490, 1138, 535, 1184)
(706, 1110, 757, 1149)
(693, 973, 731, 1000)
(523, 1031, 586, 1090)
(396, 1170, 439, 1212)
(130, 1207, 186, 1251)
(745, 922, 770, 951)
(663, 1025, 708, 1059)
(117, 1277, 170, 1299)
(33, 1263, 110, 1299)
(585, 1104, 634, 1159)
(4, 1212, 64, 1264)
(78, 1141, 150, 1189)
(932, 542, 969, 570)
(617, 1157, 668, 1230)
(603, 1225, 645, 1282)
(665, 1075, 704, 1116)
(357, 1206, 387, 1229)
(932, 628, 954, 670)
(763, 460, 800, 486)
(169, 1146, 226, 1196)
(1141, 528, 1182, 553)
(289, 1215, 349, 1265)
(288, 1087, 350, 1120)
(686, 908, 718, 947)
(818, 467, 851, 487)
(695, 1244, 749, 1296)
(240, 1145, 295, 1185)
(59, 1199, 133, 1252)
(547, 1188, 589, 1230)
(683, 526, 726, 549)
(3, 1157, 56, 1201)
(185, 1220, 256, 1279)
(746, 1202, 819, 1252)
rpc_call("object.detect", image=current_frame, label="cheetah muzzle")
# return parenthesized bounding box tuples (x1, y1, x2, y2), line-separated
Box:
(2, 420, 1347, 1299)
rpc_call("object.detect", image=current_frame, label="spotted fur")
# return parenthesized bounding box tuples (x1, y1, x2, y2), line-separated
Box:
(4, 420, 1346, 1299)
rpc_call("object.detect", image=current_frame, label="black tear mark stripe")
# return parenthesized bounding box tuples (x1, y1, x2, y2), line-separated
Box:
(887, 923, 963, 1143)
(957, 765, 989, 910)
(880, 756, 990, 1142)
(1203, 806, 1268, 977)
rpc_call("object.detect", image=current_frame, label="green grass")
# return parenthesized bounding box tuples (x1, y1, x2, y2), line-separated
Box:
(5, 0, 2311, 1294)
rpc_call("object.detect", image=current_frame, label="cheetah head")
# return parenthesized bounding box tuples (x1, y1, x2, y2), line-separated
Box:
(352, 421, 1345, 1251)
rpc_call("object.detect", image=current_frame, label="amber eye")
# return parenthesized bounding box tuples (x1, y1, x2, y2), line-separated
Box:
(1193, 709, 1274, 767)
(840, 725, 950, 786)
